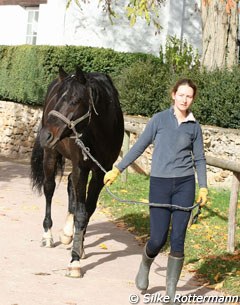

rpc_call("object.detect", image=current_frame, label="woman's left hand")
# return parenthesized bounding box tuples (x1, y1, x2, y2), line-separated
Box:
(197, 188, 208, 207)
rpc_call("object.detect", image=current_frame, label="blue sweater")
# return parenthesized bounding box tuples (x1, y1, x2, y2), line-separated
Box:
(117, 107, 207, 188)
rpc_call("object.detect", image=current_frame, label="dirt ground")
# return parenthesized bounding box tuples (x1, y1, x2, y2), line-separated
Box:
(0, 156, 232, 305)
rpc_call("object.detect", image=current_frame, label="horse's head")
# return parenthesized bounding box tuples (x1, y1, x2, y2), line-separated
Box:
(40, 66, 93, 149)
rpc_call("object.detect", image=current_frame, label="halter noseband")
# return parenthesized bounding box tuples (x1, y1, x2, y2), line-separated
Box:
(48, 109, 90, 129)
(47, 109, 91, 160)
(48, 109, 91, 138)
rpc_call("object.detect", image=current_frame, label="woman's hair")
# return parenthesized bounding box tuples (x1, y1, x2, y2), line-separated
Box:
(171, 78, 197, 99)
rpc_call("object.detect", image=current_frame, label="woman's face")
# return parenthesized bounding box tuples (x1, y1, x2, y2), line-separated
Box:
(172, 84, 194, 113)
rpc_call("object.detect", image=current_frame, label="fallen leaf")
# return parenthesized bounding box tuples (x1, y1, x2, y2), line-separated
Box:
(127, 226, 136, 232)
(189, 224, 200, 230)
(115, 221, 125, 229)
(99, 243, 108, 250)
(205, 234, 213, 240)
(193, 244, 201, 249)
(207, 281, 224, 290)
(215, 281, 224, 290)
(214, 272, 221, 282)
(135, 234, 149, 241)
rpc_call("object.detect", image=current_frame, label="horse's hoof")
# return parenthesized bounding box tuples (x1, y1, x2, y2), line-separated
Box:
(66, 261, 82, 278)
(59, 230, 73, 245)
(41, 237, 54, 248)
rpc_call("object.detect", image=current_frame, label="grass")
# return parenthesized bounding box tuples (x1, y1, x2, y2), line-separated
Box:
(98, 173, 240, 296)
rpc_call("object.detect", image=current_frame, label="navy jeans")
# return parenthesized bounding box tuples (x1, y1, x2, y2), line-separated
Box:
(146, 175, 195, 258)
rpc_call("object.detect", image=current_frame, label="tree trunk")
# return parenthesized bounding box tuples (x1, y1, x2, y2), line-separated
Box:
(201, 0, 238, 70)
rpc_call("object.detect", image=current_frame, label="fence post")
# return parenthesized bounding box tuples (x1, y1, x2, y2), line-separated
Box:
(227, 172, 240, 253)
(121, 130, 130, 183)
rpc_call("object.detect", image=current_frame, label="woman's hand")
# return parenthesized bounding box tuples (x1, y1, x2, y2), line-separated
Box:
(104, 167, 121, 186)
(197, 188, 208, 207)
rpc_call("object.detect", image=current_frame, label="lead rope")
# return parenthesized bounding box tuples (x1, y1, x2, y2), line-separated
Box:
(74, 137, 200, 212)
(49, 109, 199, 212)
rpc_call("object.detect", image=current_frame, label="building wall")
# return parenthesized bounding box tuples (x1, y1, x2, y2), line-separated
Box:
(168, 0, 202, 53)
(0, 0, 202, 55)
(0, 5, 27, 44)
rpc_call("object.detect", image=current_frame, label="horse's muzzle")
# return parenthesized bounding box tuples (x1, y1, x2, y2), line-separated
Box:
(40, 128, 59, 149)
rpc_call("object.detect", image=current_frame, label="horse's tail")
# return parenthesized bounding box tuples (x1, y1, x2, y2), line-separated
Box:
(30, 131, 65, 195)
(30, 131, 45, 195)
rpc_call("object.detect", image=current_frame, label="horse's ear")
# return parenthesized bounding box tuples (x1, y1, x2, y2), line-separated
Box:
(76, 66, 86, 84)
(58, 66, 68, 81)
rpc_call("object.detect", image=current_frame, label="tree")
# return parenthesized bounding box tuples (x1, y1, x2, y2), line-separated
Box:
(201, 0, 239, 70)
(68, 0, 239, 70)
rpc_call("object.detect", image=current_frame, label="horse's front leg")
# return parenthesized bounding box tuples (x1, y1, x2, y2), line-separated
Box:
(41, 152, 57, 248)
(60, 172, 87, 259)
(66, 167, 89, 278)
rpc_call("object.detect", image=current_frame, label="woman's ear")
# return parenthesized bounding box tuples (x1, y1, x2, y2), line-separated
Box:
(171, 92, 175, 102)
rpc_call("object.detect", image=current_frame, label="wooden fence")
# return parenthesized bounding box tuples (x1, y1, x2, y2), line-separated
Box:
(122, 127, 240, 254)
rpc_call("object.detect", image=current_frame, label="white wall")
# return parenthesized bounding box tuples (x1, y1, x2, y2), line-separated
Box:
(37, 0, 66, 45)
(0, 5, 27, 45)
(0, 0, 202, 55)
(60, 0, 171, 56)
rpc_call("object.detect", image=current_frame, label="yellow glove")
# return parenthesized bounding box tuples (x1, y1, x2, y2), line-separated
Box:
(104, 166, 121, 186)
(197, 188, 208, 207)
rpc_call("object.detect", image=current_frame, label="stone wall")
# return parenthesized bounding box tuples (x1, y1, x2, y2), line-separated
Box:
(0, 101, 42, 158)
(1, 100, 240, 188)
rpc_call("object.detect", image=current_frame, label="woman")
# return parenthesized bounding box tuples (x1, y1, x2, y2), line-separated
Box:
(104, 79, 208, 304)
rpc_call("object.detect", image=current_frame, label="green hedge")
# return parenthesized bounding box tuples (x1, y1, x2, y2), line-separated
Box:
(0, 44, 239, 129)
(115, 63, 240, 129)
(191, 67, 240, 129)
(0, 45, 155, 105)
(0, 45, 47, 104)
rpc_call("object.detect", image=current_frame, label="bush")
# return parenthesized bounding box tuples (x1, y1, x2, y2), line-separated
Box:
(159, 36, 200, 73)
(114, 59, 172, 116)
(0, 45, 152, 105)
(115, 35, 202, 118)
(191, 67, 240, 129)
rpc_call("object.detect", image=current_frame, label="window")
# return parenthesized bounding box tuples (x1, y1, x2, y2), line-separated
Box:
(26, 6, 39, 45)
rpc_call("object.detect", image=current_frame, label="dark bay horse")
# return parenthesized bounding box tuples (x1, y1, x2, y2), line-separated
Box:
(31, 66, 124, 277)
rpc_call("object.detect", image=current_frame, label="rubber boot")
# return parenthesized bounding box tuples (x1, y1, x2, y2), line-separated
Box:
(166, 255, 184, 305)
(135, 244, 155, 291)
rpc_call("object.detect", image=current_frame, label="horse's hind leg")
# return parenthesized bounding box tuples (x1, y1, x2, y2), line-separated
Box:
(41, 150, 58, 248)
(60, 173, 75, 245)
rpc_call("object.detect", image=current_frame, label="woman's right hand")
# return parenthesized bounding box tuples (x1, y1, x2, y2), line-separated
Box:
(104, 166, 121, 186)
